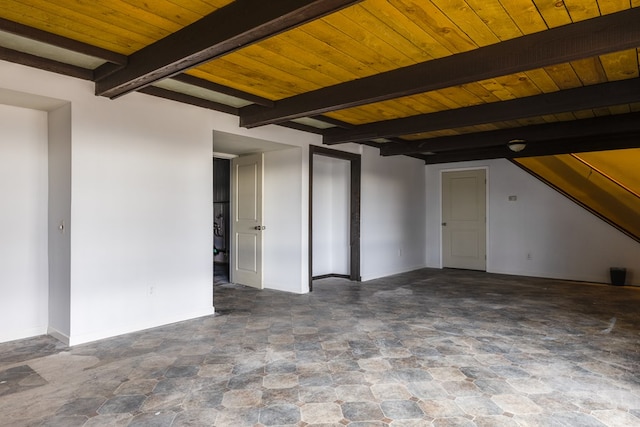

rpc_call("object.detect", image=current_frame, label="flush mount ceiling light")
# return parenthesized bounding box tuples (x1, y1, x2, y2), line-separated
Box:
(508, 139, 527, 152)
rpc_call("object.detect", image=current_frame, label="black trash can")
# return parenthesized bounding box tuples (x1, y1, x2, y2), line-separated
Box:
(609, 267, 626, 286)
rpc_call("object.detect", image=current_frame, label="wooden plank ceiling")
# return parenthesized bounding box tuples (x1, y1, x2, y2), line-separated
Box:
(1, 0, 639, 163)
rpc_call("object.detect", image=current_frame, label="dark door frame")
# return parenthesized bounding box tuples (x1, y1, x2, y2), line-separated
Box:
(309, 145, 361, 291)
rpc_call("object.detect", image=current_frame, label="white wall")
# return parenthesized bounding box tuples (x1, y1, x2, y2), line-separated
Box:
(264, 147, 304, 293)
(48, 103, 72, 341)
(0, 60, 320, 344)
(0, 59, 434, 344)
(1, 62, 225, 345)
(426, 159, 640, 285)
(67, 91, 218, 345)
(312, 155, 350, 277)
(0, 104, 49, 342)
(361, 146, 428, 281)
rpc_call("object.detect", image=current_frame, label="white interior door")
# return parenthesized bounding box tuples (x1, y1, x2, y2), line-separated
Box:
(231, 153, 264, 289)
(442, 169, 486, 271)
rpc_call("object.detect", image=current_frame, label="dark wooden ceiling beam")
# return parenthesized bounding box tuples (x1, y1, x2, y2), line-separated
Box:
(312, 115, 355, 129)
(95, 0, 362, 99)
(421, 131, 640, 165)
(381, 112, 640, 156)
(138, 86, 238, 115)
(280, 121, 328, 134)
(240, 7, 640, 128)
(0, 46, 94, 80)
(171, 74, 274, 107)
(0, 17, 127, 65)
(323, 79, 640, 145)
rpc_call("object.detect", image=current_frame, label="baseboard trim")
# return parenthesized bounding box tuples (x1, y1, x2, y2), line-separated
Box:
(312, 273, 351, 280)
(67, 307, 216, 346)
(47, 327, 70, 346)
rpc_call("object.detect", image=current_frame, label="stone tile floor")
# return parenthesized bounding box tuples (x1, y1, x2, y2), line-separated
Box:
(1, 268, 639, 426)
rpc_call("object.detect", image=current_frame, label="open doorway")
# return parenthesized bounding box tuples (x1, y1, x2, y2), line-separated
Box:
(309, 145, 361, 291)
(213, 157, 231, 286)
(213, 130, 299, 295)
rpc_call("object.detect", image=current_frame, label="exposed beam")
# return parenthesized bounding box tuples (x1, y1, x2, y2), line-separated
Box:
(95, 0, 362, 98)
(421, 131, 640, 165)
(171, 74, 274, 107)
(312, 115, 355, 129)
(240, 8, 640, 128)
(138, 86, 238, 115)
(381, 112, 640, 156)
(278, 121, 325, 134)
(323, 79, 640, 145)
(0, 17, 127, 65)
(0, 46, 93, 80)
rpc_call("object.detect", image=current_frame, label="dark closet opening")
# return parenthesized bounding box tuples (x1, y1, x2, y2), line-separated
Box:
(213, 157, 230, 289)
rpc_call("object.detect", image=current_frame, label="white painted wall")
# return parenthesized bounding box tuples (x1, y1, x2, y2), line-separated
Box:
(426, 159, 640, 285)
(67, 90, 217, 345)
(264, 147, 304, 293)
(0, 60, 319, 344)
(48, 103, 72, 341)
(0, 104, 49, 342)
(1, 62, 224, 345)
(312, 155, 350, 277)
(361, 146, 428, 281)
(0, 60, 432, 344)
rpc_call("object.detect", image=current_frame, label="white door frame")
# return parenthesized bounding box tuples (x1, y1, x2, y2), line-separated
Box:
(439, 166, 489, 269)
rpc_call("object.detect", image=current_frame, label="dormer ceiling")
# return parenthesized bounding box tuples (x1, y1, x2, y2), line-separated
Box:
(1, 0, 639, 163)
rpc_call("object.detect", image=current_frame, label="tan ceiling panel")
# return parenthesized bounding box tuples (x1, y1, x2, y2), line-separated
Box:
(1, 0, 638, 160)
(532, 0, 573, 28)
(575, 149, 640, 195)
(563, 0, 601, 21)
(498, 0, 549, 34)
(600, 48, 640, 81)
(570, 57, 608, 85)
(189, 0, 636, 127)
(598, 0, 634, 15)
(324, 43, 638, 126)
(0, 0, 230, 54)
(462, 0, 522, 41)
(427, 0, 501, 47)
(191, 0, 544, 101)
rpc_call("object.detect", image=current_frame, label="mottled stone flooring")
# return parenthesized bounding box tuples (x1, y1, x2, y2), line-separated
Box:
(1, 268, 639, 426)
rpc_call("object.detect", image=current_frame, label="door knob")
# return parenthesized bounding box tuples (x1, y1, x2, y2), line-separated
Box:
(441, 222, 447, 226)
(254, 225, 266, 230)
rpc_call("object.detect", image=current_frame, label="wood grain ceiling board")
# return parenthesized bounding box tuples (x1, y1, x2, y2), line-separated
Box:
(0, 0, 230, 54)
(0, 0, 637, 135)
(325, 49, 639, 126)
(190, 0, 491, 98)
(395, 102, 639, 142)
(188, 0, 637, 127)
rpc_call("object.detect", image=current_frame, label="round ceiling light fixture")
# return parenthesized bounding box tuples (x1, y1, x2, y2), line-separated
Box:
(507, 139, 527, 152)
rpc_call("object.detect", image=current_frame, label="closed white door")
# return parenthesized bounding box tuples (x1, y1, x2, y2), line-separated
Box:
(231, 153, 264, 289)
(442, 169, 486, 271)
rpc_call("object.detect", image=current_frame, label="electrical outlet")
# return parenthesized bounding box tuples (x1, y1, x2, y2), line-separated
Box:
(149, 286, 154, 295)
(526, 253, 532, 260)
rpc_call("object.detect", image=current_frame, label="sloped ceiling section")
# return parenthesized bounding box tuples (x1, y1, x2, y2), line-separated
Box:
(0, 1, 639, 238)
(516, 149, 640, 243)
